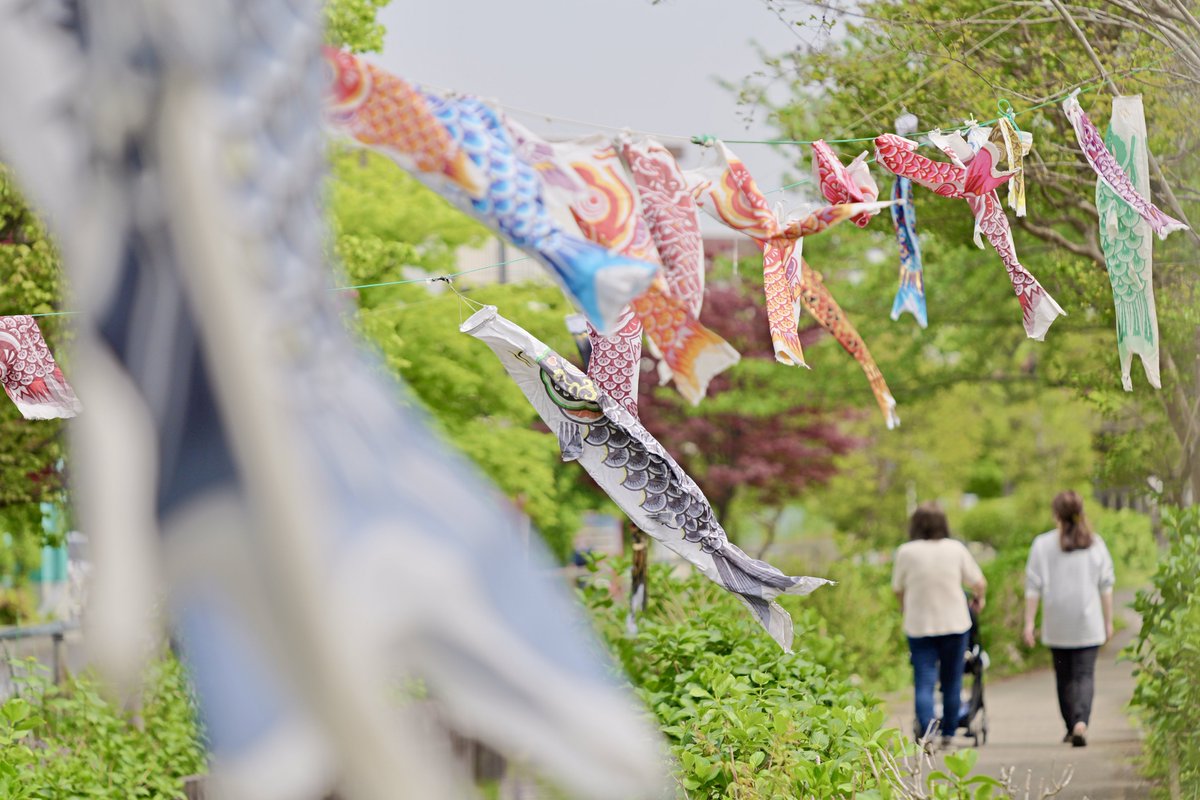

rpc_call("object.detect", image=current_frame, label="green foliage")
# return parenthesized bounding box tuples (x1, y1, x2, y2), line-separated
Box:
(1128, 506, 1200, 798)
(0, 168, 69, 586)
(0, 587, 36, 626)
(0, 655, 205, 798)
(585, 564, 1019, 798)
(803, 559, 909, 693)
(964, 460, 1004, 500)
(585, 565, 906, 798)
(746, 0, 1199, 503)
(327, 145, 606, 559)
(324, 0, 391, 53)
(927, 748, 1004, 800)
(975, 549, 1047, 678)
(355, 282, 609, 560)
(803, 378, 1095, 549)
(1090, 506, 1159, 586)
(330, 149, 488, 296)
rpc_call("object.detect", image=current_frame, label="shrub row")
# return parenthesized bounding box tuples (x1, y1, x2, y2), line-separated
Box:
(0, 655, 204, 799)
(1128, 506, 1200, 799)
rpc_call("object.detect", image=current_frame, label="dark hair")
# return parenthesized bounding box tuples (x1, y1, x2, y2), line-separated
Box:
(909, 503, 950, 541)
(1052, 490, 1093, 552)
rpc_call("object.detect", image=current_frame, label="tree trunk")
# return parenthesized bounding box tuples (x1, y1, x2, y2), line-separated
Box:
(626, 522, 648, 635)
(753, 508, 786, 560)
(1160, 348, 1200, 505)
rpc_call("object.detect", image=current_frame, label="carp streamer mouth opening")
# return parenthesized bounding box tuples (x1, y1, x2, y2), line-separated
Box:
(459, 304, 499, 334)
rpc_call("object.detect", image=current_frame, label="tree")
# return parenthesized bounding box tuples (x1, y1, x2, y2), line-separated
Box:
(329, 150, 610, 559)
(637, 273, 862, 544)
(324, 0, 392, 53)
(740, 0, 1199, 505)
(0, 166, 69, 583)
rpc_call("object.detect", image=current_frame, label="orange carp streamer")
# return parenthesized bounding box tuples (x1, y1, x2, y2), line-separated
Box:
(688, 141, 900, 428)
(796, 264, 900, 429)
(320, 46, 485, 196)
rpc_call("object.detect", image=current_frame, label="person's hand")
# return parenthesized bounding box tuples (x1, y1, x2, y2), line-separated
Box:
(1023, 624, 1036, 648)
(1106, 620, 1115, 642)
(969, 595, 986, 614)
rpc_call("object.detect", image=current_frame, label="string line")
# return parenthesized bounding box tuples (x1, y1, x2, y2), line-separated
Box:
(707, 73, 1106, 146)
(437, 57, 1173, 150)
(10, 257, 536, 318)
(2, 50, 1180, 316)
(333, 255, 533, 291)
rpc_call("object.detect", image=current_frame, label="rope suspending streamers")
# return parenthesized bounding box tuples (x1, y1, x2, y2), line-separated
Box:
(765, 178, 812, 194)
(997, 98, 1019, 131)
(333, 255, 530, 292)
(698, 64, 1173, 149)
(7, 257, 532, 319)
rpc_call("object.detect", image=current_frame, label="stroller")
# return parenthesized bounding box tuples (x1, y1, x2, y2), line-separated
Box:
(955, 605, 989, 746)
(920, 603, 990, 746)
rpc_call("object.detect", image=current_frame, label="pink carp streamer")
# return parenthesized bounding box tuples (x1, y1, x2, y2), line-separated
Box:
(875, 133, 1066, 341)
(523, 134, 738, 408)
(1063, 92, 1188, 240)
(621, 138, 706, 316)
(0, 316, 81, 420)
(811, 141, 880, 228)
(586, 308, 643, 418)
(688, 141, 900, 428)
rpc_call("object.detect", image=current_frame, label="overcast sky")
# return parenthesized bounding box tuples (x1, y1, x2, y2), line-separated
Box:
(375, 0, 829, 191)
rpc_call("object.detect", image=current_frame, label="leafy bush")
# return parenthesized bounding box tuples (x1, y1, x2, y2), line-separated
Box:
(0, 587, 36, 626)
(974, 549, 1048, 678)
(804, 561, 909, 693)
(1089, 506, 1158, 585)
(1128, 506, 1200, 798)
(958, 499, 1022, 551)
(0, 654, 205, 798)
(584, 564, 1005, 799)
(964, 460, 1005, 500)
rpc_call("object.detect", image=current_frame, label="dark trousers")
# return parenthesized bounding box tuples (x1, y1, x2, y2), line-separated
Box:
(907, 631, 969, 738)
(1051, 646, 1099, 732)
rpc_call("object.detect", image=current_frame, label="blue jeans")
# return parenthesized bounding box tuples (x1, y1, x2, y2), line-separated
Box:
(907, 631, 969, 739)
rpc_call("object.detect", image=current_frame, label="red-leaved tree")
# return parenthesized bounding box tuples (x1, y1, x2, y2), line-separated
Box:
(637, 279, 862, 545)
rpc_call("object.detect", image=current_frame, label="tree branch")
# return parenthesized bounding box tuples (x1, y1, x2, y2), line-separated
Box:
(1015, 218, 1105, 266)
(1048, 0, 1200, 246)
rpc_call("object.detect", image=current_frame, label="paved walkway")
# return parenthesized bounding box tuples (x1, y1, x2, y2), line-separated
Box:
(889, 593, 1149, 799)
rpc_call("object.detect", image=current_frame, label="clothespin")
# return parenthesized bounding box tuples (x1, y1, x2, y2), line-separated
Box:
(690, 134, 717, 147)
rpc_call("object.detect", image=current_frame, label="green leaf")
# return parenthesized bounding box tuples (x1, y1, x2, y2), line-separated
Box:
(944, 748, 978, 779)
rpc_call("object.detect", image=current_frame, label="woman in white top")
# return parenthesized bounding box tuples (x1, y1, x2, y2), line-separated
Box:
(1023, 490, 1115, 747)
(893, 503, 987, 746)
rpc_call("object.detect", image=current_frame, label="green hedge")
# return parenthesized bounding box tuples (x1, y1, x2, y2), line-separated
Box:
(1128, 506, 1200, 798)
(583, 564, 1014, 799)
(0, 655, 205, 798)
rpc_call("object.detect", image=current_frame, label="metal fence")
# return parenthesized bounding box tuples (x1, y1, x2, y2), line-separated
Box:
(0, 620, 79, 686)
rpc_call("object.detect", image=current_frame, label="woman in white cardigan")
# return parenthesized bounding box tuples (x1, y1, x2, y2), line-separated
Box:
(1023, 490, 1115, 747)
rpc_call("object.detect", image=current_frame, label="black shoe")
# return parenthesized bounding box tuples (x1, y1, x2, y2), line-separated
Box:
(1063, 732, 1072, 743)
(1071, 733, 1087, 747)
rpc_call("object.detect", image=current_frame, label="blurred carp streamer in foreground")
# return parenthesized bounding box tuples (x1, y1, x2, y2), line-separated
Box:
(0, 1, 666, 798)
